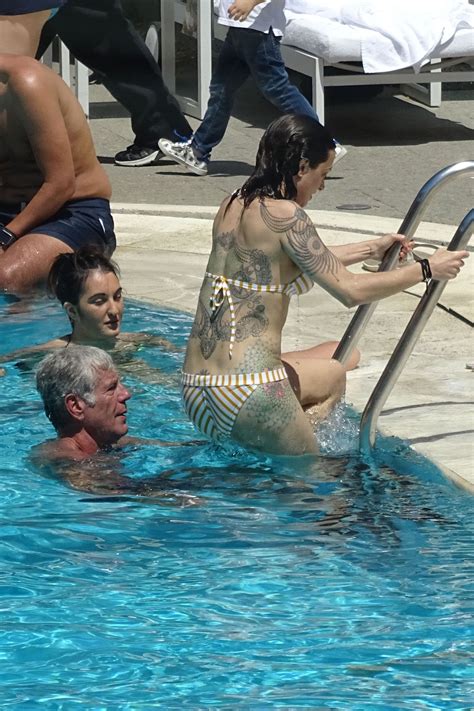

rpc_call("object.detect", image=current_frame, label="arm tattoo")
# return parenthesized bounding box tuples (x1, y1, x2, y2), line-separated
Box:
(260, 202, 341, 277)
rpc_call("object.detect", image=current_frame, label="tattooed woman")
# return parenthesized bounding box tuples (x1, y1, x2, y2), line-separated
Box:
(182, 114, 468, 455)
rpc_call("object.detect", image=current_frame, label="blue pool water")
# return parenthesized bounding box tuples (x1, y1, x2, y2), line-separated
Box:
(0, 297, 473, 709)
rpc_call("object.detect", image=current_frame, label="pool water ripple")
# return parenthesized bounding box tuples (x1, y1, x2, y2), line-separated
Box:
(0, 297, 473, 708)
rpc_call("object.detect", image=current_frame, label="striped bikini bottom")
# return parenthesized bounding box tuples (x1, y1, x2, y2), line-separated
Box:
(181, 366, 288, 442)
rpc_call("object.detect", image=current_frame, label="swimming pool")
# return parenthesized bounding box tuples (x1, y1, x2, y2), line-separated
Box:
(0, 297, 472, 708)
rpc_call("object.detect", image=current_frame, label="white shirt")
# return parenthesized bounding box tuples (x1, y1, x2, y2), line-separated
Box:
(214, 0, 286, 36)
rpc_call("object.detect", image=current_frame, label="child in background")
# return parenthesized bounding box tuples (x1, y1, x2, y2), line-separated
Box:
(159, 0, 346, 176)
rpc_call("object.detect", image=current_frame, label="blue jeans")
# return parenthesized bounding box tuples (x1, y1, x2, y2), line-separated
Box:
(193, 27, 319, 161)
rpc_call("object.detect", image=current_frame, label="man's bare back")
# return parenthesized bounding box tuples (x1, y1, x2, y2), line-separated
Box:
(0, 54, 110, 230)
(0, 54, 114, 293)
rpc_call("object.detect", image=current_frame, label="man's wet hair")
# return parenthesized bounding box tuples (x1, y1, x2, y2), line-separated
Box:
(36, 345, 115, 432)
(47, 246, 120, 305)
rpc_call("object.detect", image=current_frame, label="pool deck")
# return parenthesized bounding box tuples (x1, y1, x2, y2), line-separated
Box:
(88, 80, 474, 490)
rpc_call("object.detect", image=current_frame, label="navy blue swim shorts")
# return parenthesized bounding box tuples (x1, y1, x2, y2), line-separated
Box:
(0, 1, 66, 14)
(0, 198, 116, 257)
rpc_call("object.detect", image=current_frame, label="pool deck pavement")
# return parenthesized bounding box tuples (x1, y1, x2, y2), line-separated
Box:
(89, 82, 474, 491)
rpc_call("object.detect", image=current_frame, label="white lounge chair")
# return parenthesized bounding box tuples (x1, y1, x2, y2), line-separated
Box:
(160, 0, 474, 123)
(281, 13, 474, 124)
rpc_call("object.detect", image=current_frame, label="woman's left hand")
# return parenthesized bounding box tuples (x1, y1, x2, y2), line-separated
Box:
(370, 233, 414, 262)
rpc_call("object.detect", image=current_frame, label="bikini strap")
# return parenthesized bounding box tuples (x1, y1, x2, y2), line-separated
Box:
(205, 271, 312, 358)
(205, 271, 285, 294)
(209, 275, 237, 359)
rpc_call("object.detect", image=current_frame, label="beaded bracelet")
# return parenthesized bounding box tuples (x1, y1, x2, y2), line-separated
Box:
(419, 258, 432, 284)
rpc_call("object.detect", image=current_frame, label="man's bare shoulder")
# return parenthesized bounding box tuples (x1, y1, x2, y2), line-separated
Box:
(1, 55, 56, 92)
(31, 436, 131, 464)
(29, 440, 127, 494)
(31, 438, 89, 464)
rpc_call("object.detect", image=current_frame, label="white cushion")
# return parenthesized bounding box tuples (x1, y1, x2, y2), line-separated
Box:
(282, 15, 474, 68)
(282, 16, 370, 63)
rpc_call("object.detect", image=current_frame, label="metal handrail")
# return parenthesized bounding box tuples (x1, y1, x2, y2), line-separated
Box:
(333, 161, 474, 366)
(359, 209, 474, 452)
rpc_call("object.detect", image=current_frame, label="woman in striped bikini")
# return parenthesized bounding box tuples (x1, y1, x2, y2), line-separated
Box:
(182, 114, 467, 455)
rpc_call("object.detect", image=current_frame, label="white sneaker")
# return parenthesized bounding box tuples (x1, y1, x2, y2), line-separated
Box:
(333, 144, 348, 165)
(158, 138, 208, 176)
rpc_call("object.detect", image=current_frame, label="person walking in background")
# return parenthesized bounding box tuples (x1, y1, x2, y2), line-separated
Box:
(36, 0, 193, 166)
(159, 0, 346, 176)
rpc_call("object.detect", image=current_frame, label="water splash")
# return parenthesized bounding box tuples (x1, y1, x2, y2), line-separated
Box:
(316, 400, 360, 456)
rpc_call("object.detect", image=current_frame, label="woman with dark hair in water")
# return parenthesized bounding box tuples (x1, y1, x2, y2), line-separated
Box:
(0, 246, 176, 365)
(181, 113, 468, 455)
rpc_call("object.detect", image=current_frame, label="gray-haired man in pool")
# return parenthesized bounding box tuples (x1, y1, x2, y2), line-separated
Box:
(32, 345, 200, 500)
(0, 54, 115, 295)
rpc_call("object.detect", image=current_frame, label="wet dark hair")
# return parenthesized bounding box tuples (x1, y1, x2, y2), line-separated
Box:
(47, 246, 120, 305)
(231, 114, 336, 209)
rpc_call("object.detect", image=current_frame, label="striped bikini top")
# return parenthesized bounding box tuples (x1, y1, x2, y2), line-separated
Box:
(205, 271, 314, 358)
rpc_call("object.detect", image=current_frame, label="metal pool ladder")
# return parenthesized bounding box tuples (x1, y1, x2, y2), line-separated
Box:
(333, 161, 474, 453)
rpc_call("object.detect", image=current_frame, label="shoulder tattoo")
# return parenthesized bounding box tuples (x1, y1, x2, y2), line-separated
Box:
(260, 202, 340, 277)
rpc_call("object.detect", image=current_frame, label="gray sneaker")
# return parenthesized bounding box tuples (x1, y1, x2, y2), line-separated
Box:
(158, 138, 208, 176)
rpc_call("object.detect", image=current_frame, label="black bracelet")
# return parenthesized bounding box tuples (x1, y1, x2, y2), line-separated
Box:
(419, 258, 432, 284)
(0, 225, 18, 248)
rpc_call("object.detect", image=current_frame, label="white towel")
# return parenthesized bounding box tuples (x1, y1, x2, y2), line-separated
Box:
(285, 0, 474, 73)
(340, 0, 474, 72)
(285, 0, 342, 20)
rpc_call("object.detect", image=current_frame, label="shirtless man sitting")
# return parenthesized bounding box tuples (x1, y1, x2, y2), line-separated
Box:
(0, 54, 115, 294)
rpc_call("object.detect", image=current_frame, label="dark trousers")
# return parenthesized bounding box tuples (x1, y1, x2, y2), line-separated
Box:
(37, 0, 192, 148)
